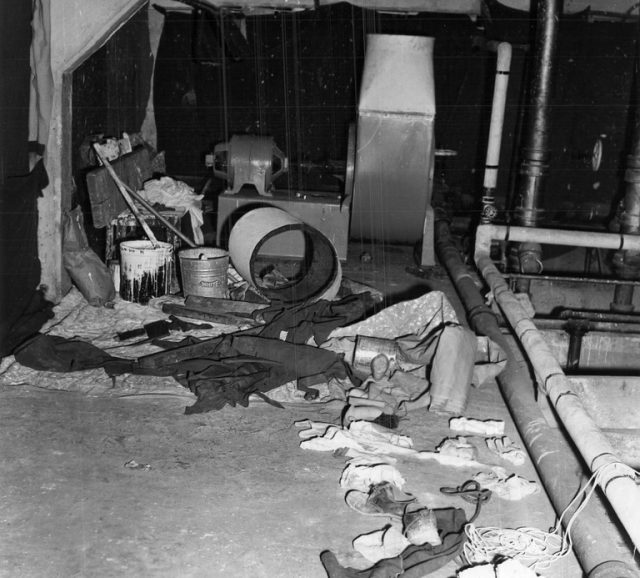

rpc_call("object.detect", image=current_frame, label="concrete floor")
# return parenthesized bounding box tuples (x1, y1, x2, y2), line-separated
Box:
(0, 243, 601, 578)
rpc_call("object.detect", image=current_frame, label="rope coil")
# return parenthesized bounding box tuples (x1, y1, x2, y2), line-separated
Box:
(463, 462, 639, 571)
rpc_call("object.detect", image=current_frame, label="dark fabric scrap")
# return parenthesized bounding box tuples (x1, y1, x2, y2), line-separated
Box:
(320, 507, 467, 578)
(177, 335, 348, 413)
(11, 292, 362, 413)
(258, 293, 376, 345)
(14, 333, 132, 375)
(0, 161, 54, 358)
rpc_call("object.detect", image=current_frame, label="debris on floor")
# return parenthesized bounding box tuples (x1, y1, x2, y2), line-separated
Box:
(123, 459, 152, 471)
(0, 279, 577, 576)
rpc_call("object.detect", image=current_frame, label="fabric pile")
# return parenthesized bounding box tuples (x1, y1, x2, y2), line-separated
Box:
(140, 176, 205, 245)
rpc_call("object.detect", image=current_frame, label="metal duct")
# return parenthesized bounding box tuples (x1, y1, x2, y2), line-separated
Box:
(350, 34, 436, 262)
(228, 207, 341, 304)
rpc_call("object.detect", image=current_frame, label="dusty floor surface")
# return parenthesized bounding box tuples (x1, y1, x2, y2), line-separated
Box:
(0, 382, 583, 578)
(0, 243, 621, 578)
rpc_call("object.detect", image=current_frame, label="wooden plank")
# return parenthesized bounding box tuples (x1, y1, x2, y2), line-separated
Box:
(161, 303, 262, 328)
(184, 295, 268, 316)
(85, 148, 152, 228)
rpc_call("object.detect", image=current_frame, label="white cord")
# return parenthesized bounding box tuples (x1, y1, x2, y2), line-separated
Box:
(464, 462, 640, 572)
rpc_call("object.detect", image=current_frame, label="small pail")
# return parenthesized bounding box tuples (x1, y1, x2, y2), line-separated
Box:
(352, 335, 400, 374)
(179, 247, 229, 298)
(119, 240, 174, 304)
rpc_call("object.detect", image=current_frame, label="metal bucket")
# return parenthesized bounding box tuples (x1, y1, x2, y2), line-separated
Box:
(179, 247, 229, 298)
(352, 335, 400, 374)
(119, 240, 174, 304)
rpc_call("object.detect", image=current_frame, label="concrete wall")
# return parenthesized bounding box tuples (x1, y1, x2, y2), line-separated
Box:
(37, 0, 146, 301)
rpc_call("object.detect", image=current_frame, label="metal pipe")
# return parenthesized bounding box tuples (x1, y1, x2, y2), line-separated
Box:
(565, 321, 586, 371)
(612, 52, 640, 309)
(514, 0, 562, 228)
(507, 272, 640, 286)
(534, 317, 640, 334)
(612, 284, 635, 313)
(481, 42, 512, 224)
(436, 218, 640, 576)
(560, 308, 640, 323)
(475, 225, 640, 552)
(476, 224, 640, 257)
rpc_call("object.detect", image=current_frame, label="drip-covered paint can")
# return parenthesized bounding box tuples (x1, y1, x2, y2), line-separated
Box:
(119, 240, 173, 304)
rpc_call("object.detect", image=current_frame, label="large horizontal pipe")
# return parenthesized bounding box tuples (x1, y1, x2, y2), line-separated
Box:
(534, 317, 640, 334)
(476, 224, 640, 257)
(475, 224, 640, 551)
(506, 272, 640, 286)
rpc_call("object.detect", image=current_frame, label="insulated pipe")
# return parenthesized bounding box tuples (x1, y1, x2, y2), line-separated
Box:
(481, 42, 512, 224)
(474, 223, 640, 552)
(436, 218, 639, 577)
(514, 0, 561, 228)
(476, 224, 640, 255)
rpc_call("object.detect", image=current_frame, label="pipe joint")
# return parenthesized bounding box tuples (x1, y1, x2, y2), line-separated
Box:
(514, 207, 544, 228)
(624, 168, 640, 184)
(620, 212, 640, 236)
(612, 249, 640, 280)
(518, 242, 543, 274)
(519, 159, 549, 178)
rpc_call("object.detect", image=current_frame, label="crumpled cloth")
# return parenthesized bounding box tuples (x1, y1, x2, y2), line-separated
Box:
(353, 526, 411, 563)
(320, 507, 468, 578)
(473, 467, 540, 501)
(12, 332, 348, 414)
(140, 176, 204, 245)
(135, 334, 349, 413)
(322, 292, 507, 415)
(340, 460, 406, 492)
(485, 436, 527, 466)
(14, 334, 132, 375)
(297, 420, 416, 458)
(258, 293, 376, 345)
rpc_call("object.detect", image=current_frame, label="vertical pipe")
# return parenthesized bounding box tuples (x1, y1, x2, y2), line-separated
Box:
(565, 321, 587, 371)
(612, 53, 640, 311)
(512, 0, 562, 293)
(481, 42, 512, 224)
(514, 0, 562, 228)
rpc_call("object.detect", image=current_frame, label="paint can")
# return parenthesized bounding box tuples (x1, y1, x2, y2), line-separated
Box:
(119, 240, 174, 304)
(179, 247, 229, 298)
(352, 335, 400, 374)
